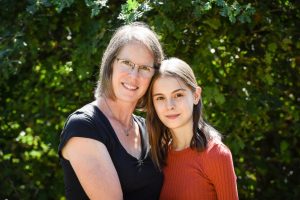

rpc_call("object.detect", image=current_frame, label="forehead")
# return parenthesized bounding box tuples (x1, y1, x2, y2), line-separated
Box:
(117, 42, 154, 65)
(152, 76, 189, 94)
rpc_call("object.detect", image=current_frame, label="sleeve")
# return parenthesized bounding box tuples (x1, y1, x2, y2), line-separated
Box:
(205, 143, 239, 200)
(58, 111, 107, 157)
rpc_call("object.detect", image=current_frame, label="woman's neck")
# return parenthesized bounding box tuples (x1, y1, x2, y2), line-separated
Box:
(96, 97, 136, 124)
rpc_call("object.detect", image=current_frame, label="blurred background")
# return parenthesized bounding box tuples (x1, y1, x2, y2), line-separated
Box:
(1, 0, 299, 199)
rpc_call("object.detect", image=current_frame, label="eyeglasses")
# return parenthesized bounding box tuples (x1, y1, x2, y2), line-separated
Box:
(115, 57, 156, 78)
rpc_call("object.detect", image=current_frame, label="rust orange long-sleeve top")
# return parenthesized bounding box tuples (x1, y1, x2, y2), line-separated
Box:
(160, 140, 239, 200)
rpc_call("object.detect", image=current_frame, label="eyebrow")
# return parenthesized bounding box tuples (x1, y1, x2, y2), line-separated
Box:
(152, 88, 187, 97)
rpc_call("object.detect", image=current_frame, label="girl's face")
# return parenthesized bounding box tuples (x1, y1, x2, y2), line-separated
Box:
(152, 76, 201, 132)
(111, 42, 155, 104)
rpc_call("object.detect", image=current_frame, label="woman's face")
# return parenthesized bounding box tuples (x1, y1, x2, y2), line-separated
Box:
(111, 42, 155, 104)
(152, 76, 201, 131)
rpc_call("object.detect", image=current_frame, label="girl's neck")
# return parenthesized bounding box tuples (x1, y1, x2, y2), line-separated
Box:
(170, 127, 193, 151)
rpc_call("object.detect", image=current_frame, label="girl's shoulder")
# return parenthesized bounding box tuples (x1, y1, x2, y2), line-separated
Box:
(203, 139, 232, 159)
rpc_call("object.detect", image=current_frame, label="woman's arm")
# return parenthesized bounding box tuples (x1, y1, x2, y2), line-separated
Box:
(62, 137, 123, 200)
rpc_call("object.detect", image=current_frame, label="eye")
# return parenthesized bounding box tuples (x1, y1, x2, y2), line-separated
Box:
(121, 60, 134, 67)
(139, 65, 152, 72)
(174, 93, 184, 98)
(154, 96, 165, 101)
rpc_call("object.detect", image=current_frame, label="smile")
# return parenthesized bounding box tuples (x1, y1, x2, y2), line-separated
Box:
(165, 114, 180, 119)
(122, 82, 139, 90)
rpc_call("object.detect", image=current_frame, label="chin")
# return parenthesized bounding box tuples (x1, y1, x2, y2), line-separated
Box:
(117, 94, 140, 102)
(163, 123, 179, 130)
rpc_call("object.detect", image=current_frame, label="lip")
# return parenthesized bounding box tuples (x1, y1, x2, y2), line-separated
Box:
(165, 114, 180, 119)
(122, 82, 138, 91)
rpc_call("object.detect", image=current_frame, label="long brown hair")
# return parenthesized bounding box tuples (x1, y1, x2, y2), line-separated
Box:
(94, 22, 164, 108)
(146, 58, 221, 169)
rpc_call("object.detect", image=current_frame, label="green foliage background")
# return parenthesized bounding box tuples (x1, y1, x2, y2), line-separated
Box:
(1, 0, 299, 199)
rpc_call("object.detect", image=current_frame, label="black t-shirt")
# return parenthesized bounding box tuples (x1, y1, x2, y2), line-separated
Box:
(58, 102, 163, 200)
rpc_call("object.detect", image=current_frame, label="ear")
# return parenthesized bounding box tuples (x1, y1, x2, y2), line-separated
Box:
(193, 86, 202, 105)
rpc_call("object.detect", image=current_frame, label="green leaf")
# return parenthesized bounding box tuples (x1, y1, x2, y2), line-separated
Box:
(204, 86, 225, 105)
(127, 0, 139, 10)
(280, 141, 289, 153)
(268, 43, 278, 52)
(203, 18, 221, 30)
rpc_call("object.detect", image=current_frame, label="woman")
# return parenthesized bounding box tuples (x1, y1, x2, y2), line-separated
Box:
(146, 58, 239, 200)
(58, 22, 164, 200)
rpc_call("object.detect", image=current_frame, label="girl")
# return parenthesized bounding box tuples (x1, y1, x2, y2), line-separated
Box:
(146, 58, 239, 200)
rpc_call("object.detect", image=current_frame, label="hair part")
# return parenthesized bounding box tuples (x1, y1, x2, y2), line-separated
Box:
(146, 57, 222, 169)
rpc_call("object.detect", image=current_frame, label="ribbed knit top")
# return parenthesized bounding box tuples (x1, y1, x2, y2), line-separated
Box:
(159, 140, 239, 200)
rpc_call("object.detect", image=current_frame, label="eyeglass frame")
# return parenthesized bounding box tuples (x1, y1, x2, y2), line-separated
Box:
(115, 57, 157, 77)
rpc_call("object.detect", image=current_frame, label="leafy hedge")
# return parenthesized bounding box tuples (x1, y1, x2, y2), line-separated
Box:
(1, 0, 299, 199)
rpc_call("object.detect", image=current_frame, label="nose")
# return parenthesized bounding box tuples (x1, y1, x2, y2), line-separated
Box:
(129, 65, 139, 77)
(166, 98, 175, 110)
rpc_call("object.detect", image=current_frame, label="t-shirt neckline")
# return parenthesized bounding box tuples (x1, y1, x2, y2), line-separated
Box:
(91, 101, 145, 161)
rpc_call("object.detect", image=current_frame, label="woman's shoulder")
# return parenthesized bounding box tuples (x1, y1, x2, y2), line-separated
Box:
(60, 102, 109, 145)
(66, 102, 105, 124)
(72, 101, 99, 117)
(58, 102, 112, 156)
